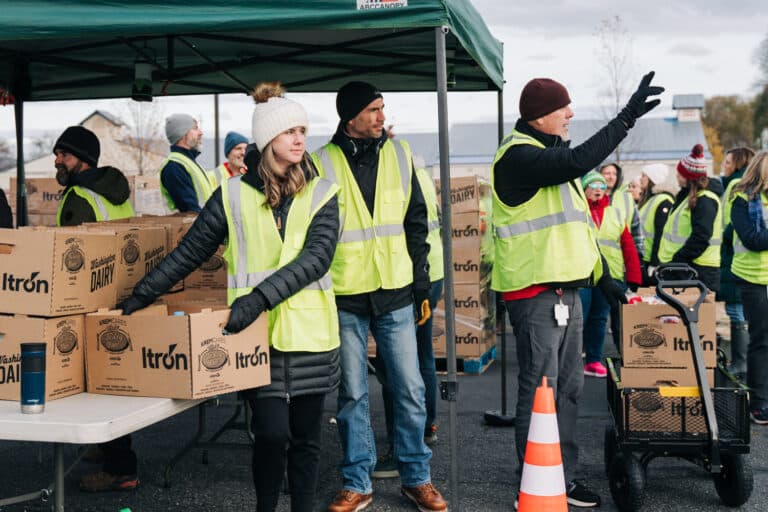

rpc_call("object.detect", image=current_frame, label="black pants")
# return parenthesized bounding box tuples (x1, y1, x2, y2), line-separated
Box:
(100, 434, 137, 476)
(249, 394, 325, 512)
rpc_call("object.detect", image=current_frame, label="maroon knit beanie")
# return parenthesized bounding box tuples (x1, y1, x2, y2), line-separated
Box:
(519, 78, 572, 121)
(677, 144, 708, 180)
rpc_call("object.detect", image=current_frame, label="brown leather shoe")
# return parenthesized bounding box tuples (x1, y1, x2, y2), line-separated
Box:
(401, 482, 448, 511)
(327, 489, 373, 512)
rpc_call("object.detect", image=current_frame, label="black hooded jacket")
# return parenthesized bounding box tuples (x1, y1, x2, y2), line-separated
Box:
(58, 166, 132, 226)
(128, 154, 341, 399)
(328, 122, 430, 316)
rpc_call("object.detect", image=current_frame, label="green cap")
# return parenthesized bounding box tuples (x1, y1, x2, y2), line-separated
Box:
(581, 170, 606, 189)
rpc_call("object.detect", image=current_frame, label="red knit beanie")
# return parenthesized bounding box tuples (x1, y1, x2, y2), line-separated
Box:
(676, 144, 708, 180)
(519, 78, 572, 121)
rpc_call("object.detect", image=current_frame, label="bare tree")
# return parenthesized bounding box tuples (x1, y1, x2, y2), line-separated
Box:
(29, 132, 57, 160)
(120, 101, 166, 175)
(754, 32, 768, 87)
(594, 15, 636, 164)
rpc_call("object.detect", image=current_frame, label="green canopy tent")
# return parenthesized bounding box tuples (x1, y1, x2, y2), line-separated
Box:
(0, 2, 503, 510)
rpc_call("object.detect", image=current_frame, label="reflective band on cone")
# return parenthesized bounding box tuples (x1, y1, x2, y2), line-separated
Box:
(518, 377, 567, 512)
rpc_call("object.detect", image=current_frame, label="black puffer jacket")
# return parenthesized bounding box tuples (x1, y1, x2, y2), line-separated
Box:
(129, 155, 341, 399)
(58, 166, 132, 226)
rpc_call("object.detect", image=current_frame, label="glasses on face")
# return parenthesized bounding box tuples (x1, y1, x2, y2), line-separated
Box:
(587, 182, 607, 190)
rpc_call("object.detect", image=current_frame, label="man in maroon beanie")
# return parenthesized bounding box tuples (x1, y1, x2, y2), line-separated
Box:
(490, 72, 663, 509)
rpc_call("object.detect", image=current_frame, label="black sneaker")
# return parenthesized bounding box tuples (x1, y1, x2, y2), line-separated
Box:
(566, 480, 601, 508)
(751, 406, 768, 425)
(371, 449, 399, 479)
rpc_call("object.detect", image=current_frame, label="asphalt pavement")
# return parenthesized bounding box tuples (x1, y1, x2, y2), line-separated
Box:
(1, 328, 766, 512)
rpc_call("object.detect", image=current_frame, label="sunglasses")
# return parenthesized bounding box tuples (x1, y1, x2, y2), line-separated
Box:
(587, 182, 607, 190)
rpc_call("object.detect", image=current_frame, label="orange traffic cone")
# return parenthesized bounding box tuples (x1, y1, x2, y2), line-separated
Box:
(517, 376, 567, 511)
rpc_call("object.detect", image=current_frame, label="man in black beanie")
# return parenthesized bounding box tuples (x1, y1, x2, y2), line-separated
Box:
(313, 82, 445, 512)
(53, 125, 134, 226)
(491, 72, 663, 509)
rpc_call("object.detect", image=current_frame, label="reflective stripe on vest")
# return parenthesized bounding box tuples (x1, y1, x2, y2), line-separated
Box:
(732, 191, 768, 284)
(658, 189, 722, 267)
(57, 185, 135, 225)
(638, 193, 673, 263)
(312, 139, 414, 294)
(221, 175, 339, 352)
(160, 151, 214, 210)
(490, 129, 602, 292)
(416, 167, 444, 281)
(597, 206, 627, 280)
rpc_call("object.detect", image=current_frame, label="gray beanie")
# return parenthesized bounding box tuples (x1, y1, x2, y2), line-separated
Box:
(165, 113, 196, 144)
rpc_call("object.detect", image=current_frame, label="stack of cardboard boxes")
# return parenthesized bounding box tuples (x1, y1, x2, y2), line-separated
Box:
(619, 289, 717, 433)
(432, 176, 496, 365)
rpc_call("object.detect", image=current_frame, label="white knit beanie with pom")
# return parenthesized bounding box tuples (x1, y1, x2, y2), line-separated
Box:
(251, 96, 309, 152)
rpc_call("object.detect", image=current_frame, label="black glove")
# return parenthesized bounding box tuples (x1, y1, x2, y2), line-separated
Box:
(617, 71, 665, 129)
(598, 274, 628, 312)
(414, 288, 431, 326)
(116, 295, 151, 315)
(224, 289, 267, 334)
(628, 282, 639, 293)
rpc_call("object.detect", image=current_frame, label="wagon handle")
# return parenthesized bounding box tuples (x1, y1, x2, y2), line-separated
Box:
(654, 264, 708, 326)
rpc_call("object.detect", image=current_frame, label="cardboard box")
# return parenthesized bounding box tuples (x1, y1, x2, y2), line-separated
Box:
(450, 211, 493, 284)
(449, 283, 493, 321)
(0, 314, 85, 402)
(0, 228, 117, 316)
(622, 387, 710, 434)
(435, 176, 491, 215)
(621, 302, 717, 369)
(133, 175, 172, 216)
(85, 303, 270, 399)
(620, 366, 714, 388)
(431, 308, 495, 358)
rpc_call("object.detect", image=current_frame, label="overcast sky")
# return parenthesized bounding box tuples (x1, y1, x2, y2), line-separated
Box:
(1, 0, 767, 144)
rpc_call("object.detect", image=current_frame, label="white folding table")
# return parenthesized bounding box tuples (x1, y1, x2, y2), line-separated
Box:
(0, 392, 203, 511)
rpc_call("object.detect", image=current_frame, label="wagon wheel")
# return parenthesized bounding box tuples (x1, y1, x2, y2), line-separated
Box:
(714, 453, 753, 507)
(609, 453, 646, 512)
(604, 424, 618, 477)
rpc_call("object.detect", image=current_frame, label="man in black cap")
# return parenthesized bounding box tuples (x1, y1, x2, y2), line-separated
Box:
(53, 125, 134, 226)
(490, 72, 663, 509)
(313, 82, 445, 512)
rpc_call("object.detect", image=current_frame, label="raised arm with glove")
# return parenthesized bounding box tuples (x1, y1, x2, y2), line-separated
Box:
(617, 71, 665, 129)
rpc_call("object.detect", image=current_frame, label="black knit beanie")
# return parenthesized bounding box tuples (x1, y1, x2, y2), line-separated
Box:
(519, 78, 572, 121)
(53, 126, 100, 167)
(336, 81, 383, 123)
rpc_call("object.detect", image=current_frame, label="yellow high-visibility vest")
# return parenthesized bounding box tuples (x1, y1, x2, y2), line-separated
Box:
(415, 168, 444, 281)
(159, 151, 215, 211)
(56, 185, 135, 225)
(597, 205, 627, 280)
(658, 189, 722, 267)
(638, 193, 673, 263)
(731, 190, 768, 285)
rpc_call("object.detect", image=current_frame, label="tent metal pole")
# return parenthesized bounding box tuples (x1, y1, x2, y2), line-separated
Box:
(484, 90, 515, 427)
(214, 94, 220, 167)
(435, 26, 459, 511)
(14, 97, 27, 227)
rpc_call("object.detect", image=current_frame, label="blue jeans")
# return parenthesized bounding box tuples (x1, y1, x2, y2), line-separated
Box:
(726, 302, 745, 323)
(377, 280, 444, 444)
(337, 305, 432, 493)
(579, 285, 610, 364)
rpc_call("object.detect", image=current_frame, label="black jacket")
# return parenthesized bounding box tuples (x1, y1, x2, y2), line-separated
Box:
(668, 179, 724, 292)
(329, 122, 430, 316)
(493, 117, 628, 289)
(0, 188, 12, 228)
(129, 155, 341, 399)
(58, 166, 132, 226)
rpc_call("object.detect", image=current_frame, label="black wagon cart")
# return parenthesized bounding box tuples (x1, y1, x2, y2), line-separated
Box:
(604, 264, 753, 511)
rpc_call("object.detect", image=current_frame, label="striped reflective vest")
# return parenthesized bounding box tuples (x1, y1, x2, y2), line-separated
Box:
(312, 139, 414, 295)
(415, 168, 444, 281)
(221, 176, 340, 352)
(611, 183, 636, 230)
(731, 190, 768, 285)
(159, 151, 215, 211)
(56, 185, 135, 225)
(597, 205, 627, 280)
(638, 193, 673, 263)
(490, 129, 602, 292)
(658, 189, 722, 267)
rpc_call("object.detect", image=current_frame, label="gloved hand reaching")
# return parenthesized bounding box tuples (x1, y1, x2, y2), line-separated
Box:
(617, 71, 665, 129)
(414, 288, 431, 326)
(598, 274, 628, 312)
(224, 289, 268, 334)
(116, 295, 152, 316)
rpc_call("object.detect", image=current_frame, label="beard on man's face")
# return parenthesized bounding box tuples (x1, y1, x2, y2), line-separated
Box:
(55, 162, 81, 186)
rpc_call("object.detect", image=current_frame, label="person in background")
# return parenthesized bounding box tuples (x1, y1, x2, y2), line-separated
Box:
(372, 161, 444, 479)
(491, 71, 663, 508)
(312, 80, 446, 512)
(628, 175, 642, 204)
(637, 163, 674, 284)
(117, 81, 341, 511)
(53, 126, 134, 226)
(728, 150, 768, 423)
(0, 188, 13, 228)
(159, 113, 212, 213)
(580, 170, 641, 378)
(658, 144, 723, 292)
(718, 147, 755, 379)
(210, 131, 249, 186)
